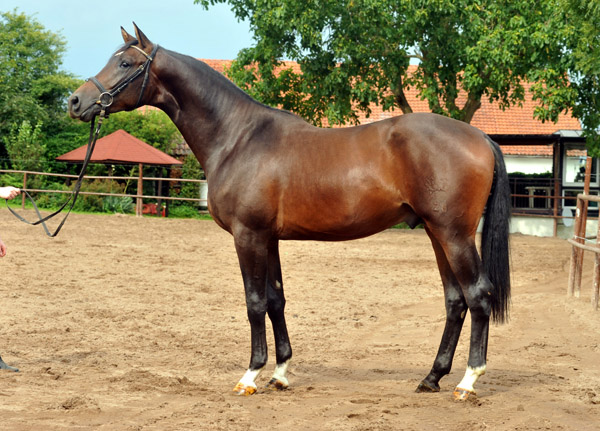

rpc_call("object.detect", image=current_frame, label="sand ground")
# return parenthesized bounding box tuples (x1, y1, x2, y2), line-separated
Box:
(0, 209, 599, 430)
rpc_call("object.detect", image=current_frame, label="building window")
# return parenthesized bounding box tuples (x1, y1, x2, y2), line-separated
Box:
(563, 145, 598, 187)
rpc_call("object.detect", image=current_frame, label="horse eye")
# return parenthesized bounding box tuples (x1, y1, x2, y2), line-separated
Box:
(120, 61, 130, 69)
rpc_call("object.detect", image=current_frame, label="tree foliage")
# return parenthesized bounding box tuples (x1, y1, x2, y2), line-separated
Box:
(0, 10, 183, 174)
(0, 9, 83, 168)
(532, 0, 600, 155)
(197, 0, 568, 126)
(5, 120, 45, 171)
(98, 109, 182, 155)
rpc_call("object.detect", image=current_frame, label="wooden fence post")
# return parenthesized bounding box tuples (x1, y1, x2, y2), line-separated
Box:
(576, 157, 593, 296)
(593, 220, 600, 310)
(568, 156, 592, 297)
(136, 163, 143, 217)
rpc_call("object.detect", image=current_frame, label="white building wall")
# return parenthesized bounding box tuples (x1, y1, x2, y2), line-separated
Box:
(504, 156, 552, 174)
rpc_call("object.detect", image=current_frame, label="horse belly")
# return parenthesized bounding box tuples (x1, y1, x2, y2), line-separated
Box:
(277, 190, 414, 241)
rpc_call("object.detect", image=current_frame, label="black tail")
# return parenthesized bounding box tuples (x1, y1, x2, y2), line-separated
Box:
(481, 138, 511, 324)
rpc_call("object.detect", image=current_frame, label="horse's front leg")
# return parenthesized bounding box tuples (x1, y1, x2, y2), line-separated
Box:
(265, 239, 292, 391)
(232, 230, 270, 396)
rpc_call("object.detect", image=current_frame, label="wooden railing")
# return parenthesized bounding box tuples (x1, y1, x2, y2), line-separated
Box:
(1, 169, 595, 230)
(0, 169, 207, 217)
(568, 192, 600, 310)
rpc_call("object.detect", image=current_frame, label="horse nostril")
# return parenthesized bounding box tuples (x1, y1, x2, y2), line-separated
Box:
(68, 94, 82, 118)
(69, 94, 80, 111)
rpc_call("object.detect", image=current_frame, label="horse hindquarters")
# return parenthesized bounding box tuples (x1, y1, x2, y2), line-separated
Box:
(418, 137, 511, 400)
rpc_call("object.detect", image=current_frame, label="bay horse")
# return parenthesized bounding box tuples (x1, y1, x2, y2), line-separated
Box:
(68, 24, 511, 401)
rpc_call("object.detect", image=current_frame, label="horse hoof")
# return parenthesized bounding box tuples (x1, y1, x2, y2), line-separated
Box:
(453, 387, 475, 401)
(233, 382, 257, 396)
(266, 378, 288, 391)
(415, 380, 440, 393)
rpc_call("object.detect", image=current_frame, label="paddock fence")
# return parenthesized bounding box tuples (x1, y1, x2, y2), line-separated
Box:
(0, 169, 595, 228)
(0, 169, 207, 217)
(568, 192, 600, 310)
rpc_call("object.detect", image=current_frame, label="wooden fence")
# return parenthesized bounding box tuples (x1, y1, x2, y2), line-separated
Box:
(566, 156, 599, 310)
(567, 193, 600, 310)
(0, 169, 207, 217)
(0, 169, 592, 229)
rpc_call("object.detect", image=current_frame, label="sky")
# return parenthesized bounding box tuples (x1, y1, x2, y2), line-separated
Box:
(2, 0, 253, 79)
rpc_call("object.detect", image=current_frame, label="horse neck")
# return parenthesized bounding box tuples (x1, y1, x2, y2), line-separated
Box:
(150, 50, 263, 177)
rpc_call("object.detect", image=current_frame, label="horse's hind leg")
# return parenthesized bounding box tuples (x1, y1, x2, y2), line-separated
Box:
(416, 229, 467, 393)
(265, 239, 292, 390)
(423, 227, 493, 401)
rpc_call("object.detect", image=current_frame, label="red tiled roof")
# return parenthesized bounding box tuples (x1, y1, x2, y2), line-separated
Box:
(502, 145, 553, 157)
(149, 59, 581, 158)
(200, 60, 581, 135)
(56, 129, 182, 165)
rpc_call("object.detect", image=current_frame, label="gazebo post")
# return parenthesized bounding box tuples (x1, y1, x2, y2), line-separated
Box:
(136, 162, 143, 217)
(157, 166, 163, 216)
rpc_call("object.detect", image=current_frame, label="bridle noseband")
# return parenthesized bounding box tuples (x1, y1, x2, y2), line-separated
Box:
(88, 43, 160, 116)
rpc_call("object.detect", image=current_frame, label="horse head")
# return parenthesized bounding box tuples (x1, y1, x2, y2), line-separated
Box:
(69, 24, 158, 122)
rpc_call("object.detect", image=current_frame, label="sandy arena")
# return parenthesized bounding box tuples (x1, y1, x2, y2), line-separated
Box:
(0, 209, 599, 430)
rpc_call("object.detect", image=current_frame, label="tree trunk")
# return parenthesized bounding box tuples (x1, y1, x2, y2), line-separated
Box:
(462, 93, 482, 124)
(394, 75, 413, 114)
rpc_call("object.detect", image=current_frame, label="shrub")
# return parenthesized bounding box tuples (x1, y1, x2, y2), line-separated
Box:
(103, 195, 134, 214)
(168, 204, 198, 218)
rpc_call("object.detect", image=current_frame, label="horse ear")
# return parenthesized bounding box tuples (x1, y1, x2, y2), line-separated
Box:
(121, 26, 135, 44)
(132, 22, 152, 49)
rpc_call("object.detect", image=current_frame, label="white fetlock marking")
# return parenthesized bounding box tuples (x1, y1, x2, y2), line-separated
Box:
(271, 360, 290, 386)
(456, 365, 486, 392)
(239, 367, 263, 389)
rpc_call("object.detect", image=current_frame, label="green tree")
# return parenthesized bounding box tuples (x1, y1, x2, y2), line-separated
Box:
(5, 120, 45, 171)
(197, 0, 568, 126)
(98, 109, 182, 154)
(0, 9, 82, 167)
(532, 0, 600, 155)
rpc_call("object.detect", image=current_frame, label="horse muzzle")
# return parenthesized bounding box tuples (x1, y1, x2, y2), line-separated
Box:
(68, 91, 101, 122)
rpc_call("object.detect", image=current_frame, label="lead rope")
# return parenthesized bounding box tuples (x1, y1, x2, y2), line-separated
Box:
(6, 109, 107, 237)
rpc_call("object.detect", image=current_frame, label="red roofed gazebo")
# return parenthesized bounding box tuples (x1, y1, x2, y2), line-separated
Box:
(56, 129, 182, 216)
(56, 129, 182, 166)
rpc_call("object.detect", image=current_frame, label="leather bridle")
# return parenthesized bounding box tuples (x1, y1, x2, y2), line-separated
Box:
(88, 43, 159, 115)
(6, 43, 159, 237)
